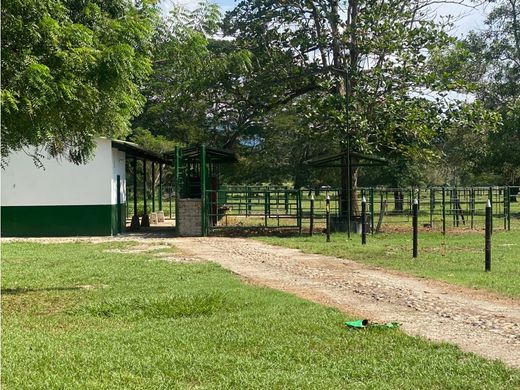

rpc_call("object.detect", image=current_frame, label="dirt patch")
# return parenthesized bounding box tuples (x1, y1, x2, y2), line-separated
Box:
(171, 237, 520, 369)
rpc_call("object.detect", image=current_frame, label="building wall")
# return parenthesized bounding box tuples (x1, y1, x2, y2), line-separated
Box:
(1, 138, 125, 236)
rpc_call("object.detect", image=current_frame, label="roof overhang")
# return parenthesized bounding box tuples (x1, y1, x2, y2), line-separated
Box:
(112, 140, 172, 164)
(180, 146, 238, 164)
(305, 150, 387, 168)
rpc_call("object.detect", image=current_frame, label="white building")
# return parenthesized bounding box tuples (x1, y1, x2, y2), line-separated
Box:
(1, 138, 167, 236)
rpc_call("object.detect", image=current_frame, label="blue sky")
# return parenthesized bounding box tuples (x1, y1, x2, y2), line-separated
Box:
(160, 0, 488, 37)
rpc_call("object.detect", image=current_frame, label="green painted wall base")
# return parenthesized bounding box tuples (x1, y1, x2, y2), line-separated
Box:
(1, 204, 126, 237)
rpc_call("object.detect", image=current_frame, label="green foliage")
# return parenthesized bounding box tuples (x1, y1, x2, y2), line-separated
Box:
(462, 0, 520, 184)
(1, 0, 157, 165)
(133, 2, 255, 148)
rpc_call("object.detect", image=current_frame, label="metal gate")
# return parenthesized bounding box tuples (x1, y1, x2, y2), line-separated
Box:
(205, 187, 302, 233)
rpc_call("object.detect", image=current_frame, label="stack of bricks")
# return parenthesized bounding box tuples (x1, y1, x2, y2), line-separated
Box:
(178, 199, 202, 236)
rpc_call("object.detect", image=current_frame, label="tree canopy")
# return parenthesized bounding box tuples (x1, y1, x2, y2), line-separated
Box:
(1, 0, 157, 165)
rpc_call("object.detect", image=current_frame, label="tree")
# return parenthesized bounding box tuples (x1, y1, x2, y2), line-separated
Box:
(464, 0, 520, 185)
(133, 2, 257, 149)
(1, 0, 157, 166)
(224, 0, 489, 214)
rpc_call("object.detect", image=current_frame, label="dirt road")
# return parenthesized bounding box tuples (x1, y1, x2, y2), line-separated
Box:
(171, 237, 520, 368)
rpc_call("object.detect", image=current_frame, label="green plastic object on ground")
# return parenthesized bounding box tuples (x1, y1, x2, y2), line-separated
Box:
(344, 319, 400, 329)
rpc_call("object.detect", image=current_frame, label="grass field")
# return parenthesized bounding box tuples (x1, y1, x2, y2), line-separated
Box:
(2, 241, 519, 389)
(257, 228, 520, 298)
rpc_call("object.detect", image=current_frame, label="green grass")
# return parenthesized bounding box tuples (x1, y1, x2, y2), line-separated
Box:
(257, 228, 520, 298)
(2, 242, 519, 389)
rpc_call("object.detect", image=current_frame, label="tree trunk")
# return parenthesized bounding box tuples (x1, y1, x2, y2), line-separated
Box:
(340, 156, 359, 217)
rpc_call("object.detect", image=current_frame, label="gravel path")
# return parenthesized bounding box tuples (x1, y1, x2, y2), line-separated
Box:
(171, 237, 520, 368)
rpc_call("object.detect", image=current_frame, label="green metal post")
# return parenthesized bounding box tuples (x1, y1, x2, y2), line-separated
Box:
(117, 175, 122, 234)
(264, 191, 269, 227)
(159, 164, 163, 211)
(442, 187, 446, 235)
(246, 186, 251, 216)
(143, 160, 147, 214)
(141, 160, 150, 227)
(130, 157, 140, 230)
(488, 186, 493, 233)
(370, 188, 374, 234)
(175, 147, 181, 234)
(133, 158, 138, 217)
(297, 190, 302, 235)
(200, 145, 207, 236)
(429, 189, 434, 227)
(151, 162, 155, 212)
(503, 186, 507, 230)
(507, 186, 511, 231)
(285, 191, 289, 214)
(451, 188, 456, 227)
(470, 187, 475, 229)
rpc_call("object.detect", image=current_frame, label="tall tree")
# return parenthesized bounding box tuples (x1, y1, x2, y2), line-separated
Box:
(224, 0, 486, 214)
(1, 0, 157, 166)
(464, 0, 520, 185)
(133, 2, 257, 148)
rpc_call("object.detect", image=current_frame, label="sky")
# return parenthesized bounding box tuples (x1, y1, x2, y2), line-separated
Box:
(160, 0, 490, 38)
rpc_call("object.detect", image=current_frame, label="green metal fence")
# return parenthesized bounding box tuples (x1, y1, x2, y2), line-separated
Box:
(205, 188, 302, 233)
(204, 186, 519, 235)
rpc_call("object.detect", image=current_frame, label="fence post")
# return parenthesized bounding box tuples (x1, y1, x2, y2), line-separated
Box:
(326, 195, 331, 242)
(246, 186, 251, 216)
(429, 188, 434, 228)
(151, 162, 156, 213)
(159, 164, 163, 212)
(413, 198, 418, 258)
(442, 187, 446, 235)
(370, 188, 374, 235)
(141, 160, 150, 227)
(507, 186, 511, 231)
(488, 186, 493, 233)
(200, 145, 207, 236)
(361, 196, 367, 245)
(297, 190, 302, 235)
(503, 186, 507, 231)
(264, 191, 269, 227)
(470, 187, 474, 229)
(175, 147, 180, 233)
(485, 199, 492, 272)
(309, 194, 314, 237)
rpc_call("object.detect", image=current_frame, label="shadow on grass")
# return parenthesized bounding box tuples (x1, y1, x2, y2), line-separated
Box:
(1, 286, 83, 295)
(209, 227, 306, 238)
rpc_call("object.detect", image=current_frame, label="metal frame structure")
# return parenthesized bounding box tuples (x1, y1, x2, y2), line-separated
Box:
(174, 145, 237, 236)
(112, 140, 171, 231)
(305, 150, 387, 236)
